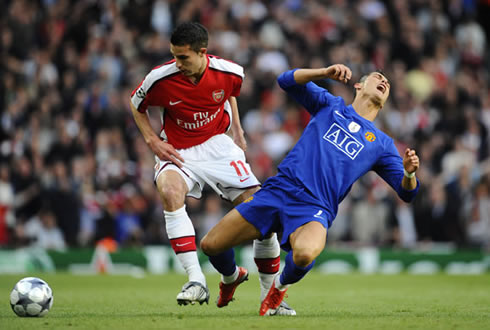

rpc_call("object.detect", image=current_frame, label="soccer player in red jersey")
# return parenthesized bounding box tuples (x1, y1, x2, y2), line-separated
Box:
(130, 22, 295, 314)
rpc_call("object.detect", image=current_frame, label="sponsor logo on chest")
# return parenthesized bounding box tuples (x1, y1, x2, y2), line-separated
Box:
(323, 123, 365, 160)
(176, 108, 221, 130)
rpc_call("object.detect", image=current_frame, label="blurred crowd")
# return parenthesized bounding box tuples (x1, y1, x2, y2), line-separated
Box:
(1, 0, 490, 252)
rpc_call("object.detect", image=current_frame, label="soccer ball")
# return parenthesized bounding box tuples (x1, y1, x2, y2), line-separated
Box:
(10, 277, 53, 317)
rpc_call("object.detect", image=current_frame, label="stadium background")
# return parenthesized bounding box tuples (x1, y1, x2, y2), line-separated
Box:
(1, 0, 490, 273)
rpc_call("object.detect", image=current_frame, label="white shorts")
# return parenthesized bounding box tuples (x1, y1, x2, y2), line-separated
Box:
(154, 134, 260, 201)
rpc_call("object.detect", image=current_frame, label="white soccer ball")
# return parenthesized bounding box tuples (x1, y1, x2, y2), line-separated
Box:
(10, 277, 53, 317)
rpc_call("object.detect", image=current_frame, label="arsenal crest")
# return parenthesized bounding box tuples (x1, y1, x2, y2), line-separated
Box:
(212, 89, 225, 103)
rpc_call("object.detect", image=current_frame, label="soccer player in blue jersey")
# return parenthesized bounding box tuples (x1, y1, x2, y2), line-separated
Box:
(200, 64, 420, 316)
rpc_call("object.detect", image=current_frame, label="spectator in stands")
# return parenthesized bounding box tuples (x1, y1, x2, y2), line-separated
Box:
(0, 0, 489, 250)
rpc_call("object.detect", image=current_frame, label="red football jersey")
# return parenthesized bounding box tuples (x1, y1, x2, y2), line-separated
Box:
(131, 55, 244, 149)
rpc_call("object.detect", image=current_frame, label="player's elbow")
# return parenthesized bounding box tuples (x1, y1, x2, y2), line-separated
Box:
(400, 196, 414, 203)
(277, 72, 289, 90)
(397, 190, 418, 203)
(398, 187, 419, 203)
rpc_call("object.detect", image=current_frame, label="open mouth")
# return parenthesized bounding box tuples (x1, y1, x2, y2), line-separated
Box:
(377, 84, 386, 93)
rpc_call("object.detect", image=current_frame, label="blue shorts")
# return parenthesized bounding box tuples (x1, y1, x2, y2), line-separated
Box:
(235, 175, 331, 251)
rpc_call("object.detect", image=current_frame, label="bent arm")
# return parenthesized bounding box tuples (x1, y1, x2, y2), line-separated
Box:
(129, 101, 184, 167)
(401, 148, 419, 190)
(130, 101, 161, 145)
(293, 65, 352, 84)
(228, 96, 247, 151)
(277, 65, 352, 115)
(293, 68, 331, 84)
(401, 174, 418, 191)
(374, 146, 420, 202)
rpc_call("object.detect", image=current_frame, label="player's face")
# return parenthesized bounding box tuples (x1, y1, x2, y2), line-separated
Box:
(170, 44, 206, 78)
(363, 72, 390, 107)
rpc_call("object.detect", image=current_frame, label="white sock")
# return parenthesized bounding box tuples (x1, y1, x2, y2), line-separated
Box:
(258, 273, 273, 301)
(165, 205, 206, 285)
(221, 266, 239, 284)
(253, 233, 281, 301)
(274, 275, 289, 291)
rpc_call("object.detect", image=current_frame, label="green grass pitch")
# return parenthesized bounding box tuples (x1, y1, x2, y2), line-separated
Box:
(1, 272, 490, 329)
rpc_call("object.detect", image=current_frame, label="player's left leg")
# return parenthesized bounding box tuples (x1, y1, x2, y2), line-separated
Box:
(156, 168, 209, 306)
(233, 188, 296, 315)
(260, 221, 326, 316)
(234, 188, 278, 298)
(201, 208, 262, 307)
(253, 234, 296, 315)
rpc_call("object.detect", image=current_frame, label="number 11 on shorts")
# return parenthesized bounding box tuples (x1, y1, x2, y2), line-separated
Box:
(230, 160, 249, 177)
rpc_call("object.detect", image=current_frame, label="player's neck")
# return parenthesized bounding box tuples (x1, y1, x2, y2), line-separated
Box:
(189, 56, 208, 84)
(351, 97, 380, 122)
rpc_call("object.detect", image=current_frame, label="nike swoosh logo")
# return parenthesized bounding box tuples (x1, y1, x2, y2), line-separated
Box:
(271, 263, 280, 267)
(239, 177, 250, 182)
(313, 210, 324, 219)
(176, 242, 191, 247)
(169, 100, 183, 105)
(334, 110, 346, 119)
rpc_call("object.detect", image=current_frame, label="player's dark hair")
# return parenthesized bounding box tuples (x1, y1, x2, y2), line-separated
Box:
(170, 22, 208, 52)
(359, 70, 389, 84)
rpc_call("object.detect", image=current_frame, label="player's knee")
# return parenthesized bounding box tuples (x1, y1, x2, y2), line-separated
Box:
(159, 184, 186, 209)
(292, 248, 318, 267)
(200, 235, 217, 256)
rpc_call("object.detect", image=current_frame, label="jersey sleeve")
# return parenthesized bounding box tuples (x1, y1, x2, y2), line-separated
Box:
(231, 75, 243, 97)
(277, 69, 337, 116)
(373, 139, 420, 202)
(208, 56, 244, 98)
(130, 75, 157, 113)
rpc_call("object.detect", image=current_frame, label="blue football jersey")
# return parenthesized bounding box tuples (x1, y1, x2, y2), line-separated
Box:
(276, 69, 419, 223)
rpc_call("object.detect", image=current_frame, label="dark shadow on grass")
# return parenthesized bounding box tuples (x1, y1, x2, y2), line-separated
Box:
(45, 311, 259, 318)
(291, 310, 465, 319)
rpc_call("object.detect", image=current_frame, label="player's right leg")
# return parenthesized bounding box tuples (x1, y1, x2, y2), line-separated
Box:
(200, 208, 262, 307)
(260, 221, 326, 316)
(156, 170, 209, 305)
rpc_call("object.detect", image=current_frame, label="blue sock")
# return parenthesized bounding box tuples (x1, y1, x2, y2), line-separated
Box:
(208, 248, 236, 276)
(279, 250, 315, 285)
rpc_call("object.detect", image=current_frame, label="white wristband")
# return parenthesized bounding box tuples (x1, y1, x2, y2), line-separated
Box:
(404, 169, 415, 178)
